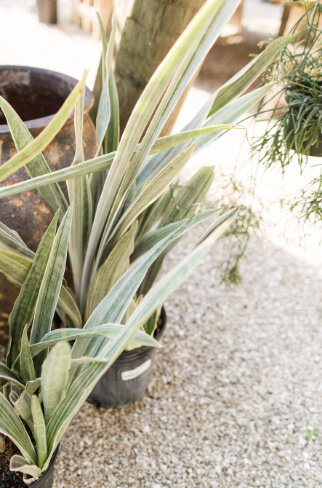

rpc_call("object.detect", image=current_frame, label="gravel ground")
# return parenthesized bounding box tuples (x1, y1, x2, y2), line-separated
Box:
(53, 232, 322, 488)
(1, 1, 321, 487)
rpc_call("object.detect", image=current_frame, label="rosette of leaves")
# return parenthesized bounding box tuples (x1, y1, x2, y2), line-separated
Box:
(0, 202, 237, 483)
(0, 0, 289, 336)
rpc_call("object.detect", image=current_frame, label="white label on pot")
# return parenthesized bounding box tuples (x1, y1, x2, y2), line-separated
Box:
(121, 359, 152, 381)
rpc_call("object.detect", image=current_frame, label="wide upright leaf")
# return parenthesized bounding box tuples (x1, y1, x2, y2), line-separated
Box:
(31, 395, 47, 468)
(41, 342, 71, 424)
(135, 188, 173, 241)
(85, 222, 137, 319)
(6, 211, 59, 368)
(159, 167, 215, 226)
(30, 208, 73, 355)
(67, 90, 92, 302)
(91, 11, 119, 207)
(95, 11, 116, 154)
(104, 71, 119, 154)
(20, 325, 37, 384)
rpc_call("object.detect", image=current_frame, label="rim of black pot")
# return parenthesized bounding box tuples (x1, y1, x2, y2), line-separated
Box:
(28, 445, 60, 488)
(0, 65, 93, 134)
(116, 307, 167, 361)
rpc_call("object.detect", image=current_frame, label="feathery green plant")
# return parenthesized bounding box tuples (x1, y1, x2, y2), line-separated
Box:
(253, 1, 322, 226)
(254, 1, 321, 168)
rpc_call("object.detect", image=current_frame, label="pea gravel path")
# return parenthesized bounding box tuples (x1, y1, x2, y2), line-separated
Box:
(53, 232, 322, 488)
(1, 1, 321, 486)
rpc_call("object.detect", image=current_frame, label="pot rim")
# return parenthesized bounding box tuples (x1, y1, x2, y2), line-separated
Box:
(28, 445, 59, 488)
(0, 65, 93, 134)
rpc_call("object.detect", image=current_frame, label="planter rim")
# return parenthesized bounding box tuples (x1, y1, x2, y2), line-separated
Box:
(0, 65, 93, 134)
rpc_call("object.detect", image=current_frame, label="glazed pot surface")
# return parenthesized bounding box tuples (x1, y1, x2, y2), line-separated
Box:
(87, 308, 167, 408)
(0, 66, 97, 345)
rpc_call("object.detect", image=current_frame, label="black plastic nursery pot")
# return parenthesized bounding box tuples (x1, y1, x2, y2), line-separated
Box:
(87, 307, 167, 408)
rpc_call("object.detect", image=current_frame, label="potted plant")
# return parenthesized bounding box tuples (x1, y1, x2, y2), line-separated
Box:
(253, 1, 321, 228)
(254, 2, 322, 164)
(0, 0, 290, 406)
(0, 186, 237, 485)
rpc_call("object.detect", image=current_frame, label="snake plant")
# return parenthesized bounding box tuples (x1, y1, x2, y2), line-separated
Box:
(0, 0, 290, 339)
(0, 203, 237, 483)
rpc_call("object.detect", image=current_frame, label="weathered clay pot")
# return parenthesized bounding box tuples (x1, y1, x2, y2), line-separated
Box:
(0, 66, 97, 345)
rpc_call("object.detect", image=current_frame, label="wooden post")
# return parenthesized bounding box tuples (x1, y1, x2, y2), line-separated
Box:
(114, 0, 207, 134)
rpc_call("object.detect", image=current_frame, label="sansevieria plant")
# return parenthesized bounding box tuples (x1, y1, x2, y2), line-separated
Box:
(0, 0, 291, 337)
(0, 0, 294, 482)
(0, 203, 237, 483)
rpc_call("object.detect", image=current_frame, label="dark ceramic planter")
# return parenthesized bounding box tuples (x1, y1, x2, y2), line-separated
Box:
(0, 66, 97, 345)
(87, 308, 167, 408)
(36, 0, 57, 24)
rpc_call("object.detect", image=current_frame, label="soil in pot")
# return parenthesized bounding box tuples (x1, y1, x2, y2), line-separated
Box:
(0, 439, 25, 488)
(0, 438, 58, 488)
(87, 307, 167, 409)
